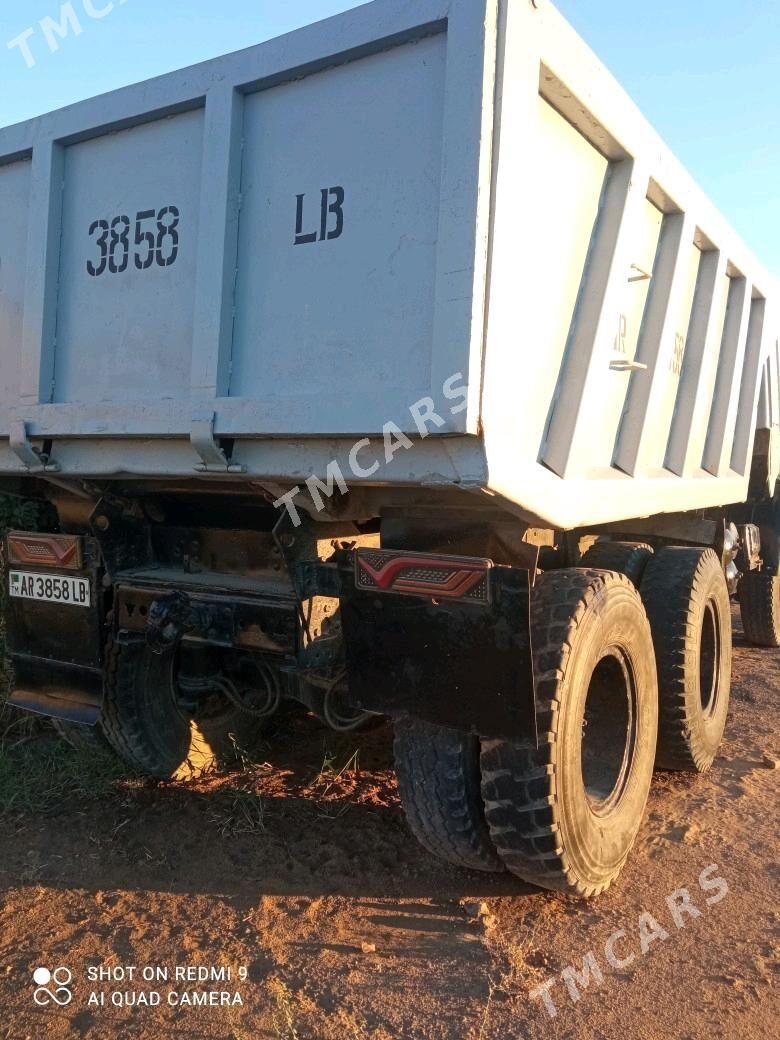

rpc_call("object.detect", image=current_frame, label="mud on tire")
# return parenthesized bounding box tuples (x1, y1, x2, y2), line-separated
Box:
(480, 569, 658, 897)
(641, 547, 732, 773)
(101, 642, 265, 779)
(394, 719, 503, 873)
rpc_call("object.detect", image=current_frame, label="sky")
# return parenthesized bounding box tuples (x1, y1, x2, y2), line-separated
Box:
(0, 0, 777, 275)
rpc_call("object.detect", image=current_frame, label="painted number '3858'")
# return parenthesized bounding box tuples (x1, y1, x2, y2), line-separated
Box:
(87, 205, 180, 277)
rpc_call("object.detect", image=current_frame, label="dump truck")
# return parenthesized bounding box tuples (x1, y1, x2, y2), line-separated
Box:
(1, 0, 778, 896)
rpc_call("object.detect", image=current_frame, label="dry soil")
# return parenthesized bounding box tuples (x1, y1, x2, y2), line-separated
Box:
(0, 607, 777, 1039)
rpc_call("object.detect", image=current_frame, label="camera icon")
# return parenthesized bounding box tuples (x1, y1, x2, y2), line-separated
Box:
(33, 967, 73, 1007)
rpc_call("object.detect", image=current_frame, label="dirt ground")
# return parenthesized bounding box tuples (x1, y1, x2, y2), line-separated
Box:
(0, 607, 778, 1040)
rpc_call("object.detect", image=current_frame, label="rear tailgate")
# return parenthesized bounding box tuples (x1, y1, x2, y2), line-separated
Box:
(0, 0, 497, 478)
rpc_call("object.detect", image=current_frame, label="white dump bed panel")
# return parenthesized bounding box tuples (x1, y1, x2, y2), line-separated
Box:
(0, 0, 493, 446)
(0, 0, 777, 531)
(480, 0, 779, 527)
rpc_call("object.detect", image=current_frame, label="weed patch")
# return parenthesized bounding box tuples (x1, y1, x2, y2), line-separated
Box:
(0, 737, 137, 817)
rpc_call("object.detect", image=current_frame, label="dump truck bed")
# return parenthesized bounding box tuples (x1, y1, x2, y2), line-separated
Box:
(0, 0, 777, 529)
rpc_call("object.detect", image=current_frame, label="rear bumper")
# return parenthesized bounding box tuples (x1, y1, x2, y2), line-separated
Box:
(4, 530, 536, 741)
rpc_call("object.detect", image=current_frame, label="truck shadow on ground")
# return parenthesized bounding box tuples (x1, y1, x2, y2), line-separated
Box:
(0, 614, 775, 1040)
(1, 610, 770, 913)
(0, 717, 539, 909)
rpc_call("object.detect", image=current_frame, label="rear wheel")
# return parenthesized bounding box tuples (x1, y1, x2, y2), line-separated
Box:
(394, 720, 503, 872)
(101, 642, 266, 779)
(739, 570, 780, 648)
(579, 541, 654, 587)
(480, 569, 658, 897)
(641, 548, 732, 773)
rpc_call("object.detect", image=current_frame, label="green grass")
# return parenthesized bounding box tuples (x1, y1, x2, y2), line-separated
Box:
(0, 737, 137, 817)
(208, 787, 267, 837)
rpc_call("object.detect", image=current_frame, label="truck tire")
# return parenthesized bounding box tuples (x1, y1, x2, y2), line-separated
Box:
(52, 717, 111, 753)
(579, 541, 654, 587)
(101, 642, 265, 779)
(641, 548, 732, 773)
(739, 571, 780, 648)
(394, 720, 503, 872)
(480, 569, 658, 897)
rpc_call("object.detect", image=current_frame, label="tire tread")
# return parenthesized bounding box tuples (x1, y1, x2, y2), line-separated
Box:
(739, 571, 780, 648)
(579, 541, 654, 587)
(394, 720, 503, 873)
(480, 569, 641, 897)
(100, 641, 172, 775)
(641, 547, 731, 772)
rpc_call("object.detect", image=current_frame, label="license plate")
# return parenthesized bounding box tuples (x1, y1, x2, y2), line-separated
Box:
(9, 570, 91, 607)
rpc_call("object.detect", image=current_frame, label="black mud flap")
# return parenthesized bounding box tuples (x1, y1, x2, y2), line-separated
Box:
(9, 659, 103, 725)
(4, 531, 105, 725)
(339, 550, 535, 741)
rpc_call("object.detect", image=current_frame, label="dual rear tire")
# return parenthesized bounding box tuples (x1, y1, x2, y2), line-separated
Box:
(481, 569, 658, 896)
(397, 569, 659, 895)
(582, 543, 732, 772)
(642, 548, 731, 772)
(395, 546, 733, 895)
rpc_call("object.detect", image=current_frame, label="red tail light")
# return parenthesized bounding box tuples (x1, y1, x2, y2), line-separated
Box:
(7, 532, 82, 571)
(355, 549, 491, 605)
